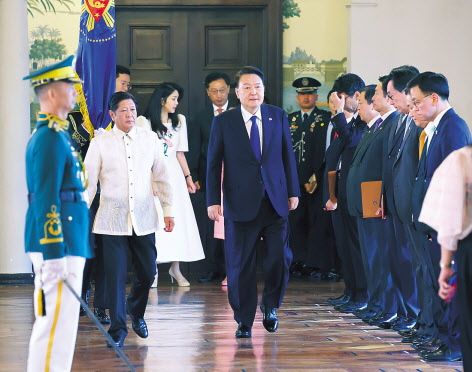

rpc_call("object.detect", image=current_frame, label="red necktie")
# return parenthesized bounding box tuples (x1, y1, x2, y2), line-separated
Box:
(334, 132, 338, 139)
(217, 108, 223, 115)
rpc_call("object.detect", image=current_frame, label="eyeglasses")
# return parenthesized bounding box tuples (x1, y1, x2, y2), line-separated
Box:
(120, 82, 132, 91)
(208, 88, 228, 95)
(387, 91, 398, 101)
(411, 93, 433, 108)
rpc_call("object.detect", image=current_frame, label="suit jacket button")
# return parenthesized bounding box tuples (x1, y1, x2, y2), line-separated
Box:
(68, 216, 73, 221)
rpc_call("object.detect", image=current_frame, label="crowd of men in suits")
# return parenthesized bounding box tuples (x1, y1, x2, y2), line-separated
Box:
(186, 67, 472, 362)
(323, 67, 471, 363)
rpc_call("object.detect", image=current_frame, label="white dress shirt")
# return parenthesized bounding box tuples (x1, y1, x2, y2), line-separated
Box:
(241, 105, 263, 153)
(84, 125, 173, 236)
(213, 101, 229, 116)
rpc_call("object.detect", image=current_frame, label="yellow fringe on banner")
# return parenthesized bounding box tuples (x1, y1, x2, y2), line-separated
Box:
(74, 79, 95, 140)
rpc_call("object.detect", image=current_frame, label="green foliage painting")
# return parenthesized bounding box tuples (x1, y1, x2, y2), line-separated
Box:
(27, 0, 74, 17)
(29, 25, 67, 63)
(283, 0, 301, 30)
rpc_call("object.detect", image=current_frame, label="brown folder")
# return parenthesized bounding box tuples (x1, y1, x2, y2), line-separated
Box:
(361, 181, 382, 218)
(328, 171, 337, 204)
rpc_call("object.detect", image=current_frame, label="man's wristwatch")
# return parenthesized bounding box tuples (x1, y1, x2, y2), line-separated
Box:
(335, 108, 344, 116)
(185, 174, 192, 179)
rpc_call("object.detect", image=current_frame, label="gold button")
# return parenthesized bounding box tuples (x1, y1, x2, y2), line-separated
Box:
(68, 216, 73, 221)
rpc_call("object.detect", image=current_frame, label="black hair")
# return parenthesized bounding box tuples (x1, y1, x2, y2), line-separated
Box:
(360, 84, 376, 104)
(405, 71, 449, 100)
(378, 75, 389, 97)
(144, 82, 184, 137)
(108, 91, 138, 112)
(116, 65, 131, 78)
(387, 65, 419, 93)
(204, 72, 231, 88)
(234, 66, 265, 87)
(332, 73, 365, 97)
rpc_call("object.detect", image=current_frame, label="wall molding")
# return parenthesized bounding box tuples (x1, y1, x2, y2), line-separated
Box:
(346, 0, 378, 8)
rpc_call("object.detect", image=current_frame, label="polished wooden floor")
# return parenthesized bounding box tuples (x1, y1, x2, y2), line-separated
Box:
(0, 279, 464, 371)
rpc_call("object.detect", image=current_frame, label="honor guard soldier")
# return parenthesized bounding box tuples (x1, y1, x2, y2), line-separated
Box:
(288, 77, 333, 278)
(24, 55, 93, 372)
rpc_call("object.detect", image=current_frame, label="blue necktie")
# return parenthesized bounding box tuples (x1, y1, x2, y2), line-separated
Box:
(373, 117, 383, 132)
(250, 115, 261, 162)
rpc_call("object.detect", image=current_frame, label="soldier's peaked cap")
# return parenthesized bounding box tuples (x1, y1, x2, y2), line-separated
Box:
(23, 55, 82, 87)
(292, 77, 321, 93)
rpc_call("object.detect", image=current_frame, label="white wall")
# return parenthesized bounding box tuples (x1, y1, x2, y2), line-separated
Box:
(0, 0, 32, 274)
(347, 0, 472, 125)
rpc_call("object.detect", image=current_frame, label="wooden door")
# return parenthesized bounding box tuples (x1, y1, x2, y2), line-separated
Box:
(116, 0, 282, 119)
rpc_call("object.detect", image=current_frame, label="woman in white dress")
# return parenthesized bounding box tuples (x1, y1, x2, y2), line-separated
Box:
(136, 83, 204, 286)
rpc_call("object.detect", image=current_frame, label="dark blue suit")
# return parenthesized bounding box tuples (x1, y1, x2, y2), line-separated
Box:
(330, 113, 368, 303)
(413, 108, 471, 349)
(347, 112, 397, 315)
(207, 104, 299, 326)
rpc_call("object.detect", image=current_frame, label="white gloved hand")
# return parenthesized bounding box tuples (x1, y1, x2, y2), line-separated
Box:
(94, 128, 107, 137)
(41, 257, 68, 285)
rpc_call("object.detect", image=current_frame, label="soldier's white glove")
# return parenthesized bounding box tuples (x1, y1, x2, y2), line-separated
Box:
(41, 257, 68, 285)
(94, 128, 107, 137)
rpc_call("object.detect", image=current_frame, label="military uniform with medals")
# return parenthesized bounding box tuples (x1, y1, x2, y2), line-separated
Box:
(24, 56, 92, 371)
(288, 77, 335, 277)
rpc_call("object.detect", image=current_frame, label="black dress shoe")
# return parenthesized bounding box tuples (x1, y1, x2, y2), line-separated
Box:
(106, 334, 125, 348)
(411, 338, 445, 352)
(131, 318, 148, 338)
(79, 289, 91, 317)
(235, 323, 252, 338)
(334, 299, 356, 310)
(398, 323, 420, 336)
(419, 344, 462, 362)
(362, 310, 383, 323)
(339, 302, 367, 313)
(299, 265, 319, 277)
(353, 308, 377, 319)
(376, 315, 398, 329)
(328, 294, 350, 305)
(392, 318, 417, 332)
(94, 307, 111, 324)
(260, 305, 278, 332)
(198, 272, 219, 283)
(367, 313, 396, 326)
(412, 334, 433, 346)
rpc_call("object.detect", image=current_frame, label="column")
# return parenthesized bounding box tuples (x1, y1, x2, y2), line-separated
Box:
(0, 0, 32, 275)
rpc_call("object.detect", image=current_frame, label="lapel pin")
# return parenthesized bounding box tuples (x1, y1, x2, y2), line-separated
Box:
(269, 118, 272, 121)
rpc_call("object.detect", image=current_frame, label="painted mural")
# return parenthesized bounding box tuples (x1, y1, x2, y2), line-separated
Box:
(283, 0, 348, 113)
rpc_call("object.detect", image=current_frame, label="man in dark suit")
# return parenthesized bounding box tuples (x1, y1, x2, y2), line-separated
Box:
(346, 81, 399, 327)
(207, 66, 299, 338)
(188, 72, 232, 283)
(287, 77, 334, 278)
(380, 66, 424, 335)
(408, 72, 471, 362)
(329, 74, 368, 313)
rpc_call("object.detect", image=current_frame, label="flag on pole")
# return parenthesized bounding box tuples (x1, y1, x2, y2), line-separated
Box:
(75, 0, 116, 134)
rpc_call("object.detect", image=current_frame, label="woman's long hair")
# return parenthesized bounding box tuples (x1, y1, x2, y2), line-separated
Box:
(144, 82, 184, 137)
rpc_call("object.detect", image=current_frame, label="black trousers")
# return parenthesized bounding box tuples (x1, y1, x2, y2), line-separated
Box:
(457, 233, 472, 370)
(338, 200, 368, 302)
(101, 231, 156, 339)
(81, 193, 107, 308)
(423, 234, 460, 349)
(190, 190, 225, 275)
(330, 208, 350, 296)
(358, 217, 396, 314)
(289, 187, 337, 271)
(385, 216, 419, 319)
(225, 195, 292, 327)
(406, 224, 434, 335)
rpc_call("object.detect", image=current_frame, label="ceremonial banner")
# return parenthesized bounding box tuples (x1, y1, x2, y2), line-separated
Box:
(75, 0, 116, 133)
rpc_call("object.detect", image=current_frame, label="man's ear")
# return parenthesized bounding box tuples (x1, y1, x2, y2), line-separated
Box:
(109, 110, 115, 122)
(235, 88, 240, 100)
(354, 91, 361, 101)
